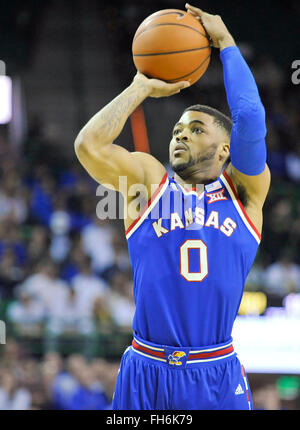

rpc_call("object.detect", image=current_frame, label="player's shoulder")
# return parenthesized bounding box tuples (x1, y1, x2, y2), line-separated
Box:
(131, 151, 167, 186)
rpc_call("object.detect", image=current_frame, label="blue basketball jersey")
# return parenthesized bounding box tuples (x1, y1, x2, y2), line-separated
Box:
(125, 171, 260, 347)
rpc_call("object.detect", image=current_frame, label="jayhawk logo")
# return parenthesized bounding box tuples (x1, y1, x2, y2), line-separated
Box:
(168, 351, 186, 366)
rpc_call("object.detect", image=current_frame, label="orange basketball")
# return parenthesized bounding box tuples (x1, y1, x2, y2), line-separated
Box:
(132, 9, 211, 86)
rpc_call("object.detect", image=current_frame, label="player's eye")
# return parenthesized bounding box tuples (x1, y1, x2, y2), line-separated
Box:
(192, 127, 203, 134)
(173, 129, 182, 136)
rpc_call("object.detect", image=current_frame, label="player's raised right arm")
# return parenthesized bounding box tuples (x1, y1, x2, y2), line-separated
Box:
(74, 73, 190, 192)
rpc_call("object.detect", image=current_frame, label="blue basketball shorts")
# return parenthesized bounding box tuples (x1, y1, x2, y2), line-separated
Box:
(112, 335, 253, 410)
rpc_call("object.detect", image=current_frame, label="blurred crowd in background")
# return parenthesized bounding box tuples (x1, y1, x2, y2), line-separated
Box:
(0, 339, 118, 409)
(0, 0, 299, 411)
(0, 124, 136, 409)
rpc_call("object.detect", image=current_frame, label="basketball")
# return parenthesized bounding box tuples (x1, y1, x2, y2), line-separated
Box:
(132, 9, 211, 86)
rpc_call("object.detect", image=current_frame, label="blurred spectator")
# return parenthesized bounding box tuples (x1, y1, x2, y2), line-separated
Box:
(51, 354, 110, 410)
(68, 362, 110, 410)
(93, 296, 114, 329)
(0, 339, 22, 368)
(60, 236, 85, 282)
(264, 250, 300, 298)
(0, 219, 27, 267)
(50, 354, 81, 410)
(19, 258, 69, 316)
(26, 226, 49, 265)
(21, 358, 44, 390)
(91, 358, 119, 401)
(0, 248, 24, 299)
(41, 352, 64, 402)
(29, 166, 56, 226)
(0, 372, 31, 410)
(7, 289, 45, 335)
(71, 255, 109, 321)
(81, 216, 116, 275)
(45, 286, 98, 338)
(101, 229, 131, 282)
(0, 169, 28, 224)
(49, 194, 71, 263)
(108, 271, 135, 331)
(43, 256, 109, 341)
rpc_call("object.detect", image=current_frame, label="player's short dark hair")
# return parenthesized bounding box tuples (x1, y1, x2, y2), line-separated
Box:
(183, 104, 233, 139)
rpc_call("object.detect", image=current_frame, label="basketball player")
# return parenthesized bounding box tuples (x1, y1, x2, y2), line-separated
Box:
(74, 4, 270, 410)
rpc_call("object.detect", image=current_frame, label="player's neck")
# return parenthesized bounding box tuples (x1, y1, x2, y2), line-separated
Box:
(174, 168, 220, 190)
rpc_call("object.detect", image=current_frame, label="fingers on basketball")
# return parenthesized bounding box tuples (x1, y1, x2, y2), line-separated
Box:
(186, 4, 215, 24)
(185, 4, 214, 46)
(185, 3, 205, 17)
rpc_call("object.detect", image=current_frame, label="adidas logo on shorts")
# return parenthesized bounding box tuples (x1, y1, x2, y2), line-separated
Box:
(235, 384, 244, 395)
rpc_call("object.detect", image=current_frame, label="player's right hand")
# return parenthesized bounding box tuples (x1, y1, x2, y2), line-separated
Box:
(133, 72, 190, 98)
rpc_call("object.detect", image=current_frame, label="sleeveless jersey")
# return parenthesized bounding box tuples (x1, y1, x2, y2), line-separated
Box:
(125, 171, 260, 347)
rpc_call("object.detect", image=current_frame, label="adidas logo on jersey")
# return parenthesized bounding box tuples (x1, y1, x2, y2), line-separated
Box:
(235, 384, 244, 395)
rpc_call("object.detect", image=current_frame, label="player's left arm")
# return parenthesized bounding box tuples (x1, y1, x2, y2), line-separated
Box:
(186, 4, 271, 233)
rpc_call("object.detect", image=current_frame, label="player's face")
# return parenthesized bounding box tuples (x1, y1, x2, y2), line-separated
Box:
(169, 111, 229, 177)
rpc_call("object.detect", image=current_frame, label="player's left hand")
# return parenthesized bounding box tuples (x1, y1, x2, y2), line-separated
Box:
(185, 3, 236, 50)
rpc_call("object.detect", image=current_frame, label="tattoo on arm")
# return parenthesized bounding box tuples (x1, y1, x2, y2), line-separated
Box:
(97, 80, 149, 137)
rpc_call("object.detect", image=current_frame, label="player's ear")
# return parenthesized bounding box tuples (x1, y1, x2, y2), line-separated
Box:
(219, 142, 230, 162)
